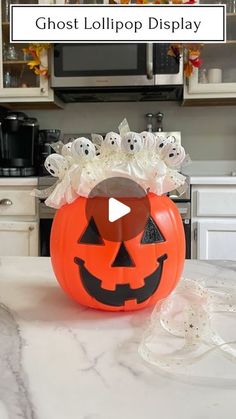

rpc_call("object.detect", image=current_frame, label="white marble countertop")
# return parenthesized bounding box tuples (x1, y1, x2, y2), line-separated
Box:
(0, 177, 38, 187)
(0, 257, 236, 419)
(183, 160, 236, 185)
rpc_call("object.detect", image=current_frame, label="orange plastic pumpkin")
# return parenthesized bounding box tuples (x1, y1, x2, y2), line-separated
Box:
(50, 193, 185, 311)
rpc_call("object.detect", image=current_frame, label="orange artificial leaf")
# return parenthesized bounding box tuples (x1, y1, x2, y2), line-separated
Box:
(22, 44, 50, 79)
(27, 60, 40, 70)
(184, 62, 193, 77)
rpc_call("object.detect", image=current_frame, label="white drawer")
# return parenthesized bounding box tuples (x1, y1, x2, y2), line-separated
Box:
(195, 187, 236, 217)
(0, 188, 36, 216)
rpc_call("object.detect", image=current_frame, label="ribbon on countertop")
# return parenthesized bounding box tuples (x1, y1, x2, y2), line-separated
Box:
(138, 277, 236, 379)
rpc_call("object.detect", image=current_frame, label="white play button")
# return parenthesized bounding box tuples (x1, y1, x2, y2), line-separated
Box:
(108, 198, 131, 223)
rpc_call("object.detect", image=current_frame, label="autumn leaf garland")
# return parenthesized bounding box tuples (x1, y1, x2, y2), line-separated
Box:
(22, 44, 51, 79)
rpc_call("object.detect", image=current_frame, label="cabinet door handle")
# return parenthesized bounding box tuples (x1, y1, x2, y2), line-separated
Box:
(29, 226, 35, 232)
(0, 199, 13, 206)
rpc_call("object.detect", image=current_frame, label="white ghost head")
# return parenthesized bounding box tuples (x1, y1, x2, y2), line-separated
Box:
(161, 143, 186, 168)
(156, 134, 176, 151)
(61, 142, 72, 158)
(121, 132, 143, 154)
(44, 154, 68, 180)
(71, 137, 96, 161)
(104, 132, 121, 150)
(140, 131, 156, 150)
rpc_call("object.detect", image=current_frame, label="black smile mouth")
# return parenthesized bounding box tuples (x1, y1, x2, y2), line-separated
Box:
(74, 254, 167, 307)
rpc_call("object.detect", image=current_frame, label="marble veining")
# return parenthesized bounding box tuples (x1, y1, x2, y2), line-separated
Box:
(0, 257, 236, 419)
(0, 303, 37, 419)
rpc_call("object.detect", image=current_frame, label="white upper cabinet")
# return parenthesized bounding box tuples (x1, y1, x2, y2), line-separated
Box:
(184, 1, 236, 103)
(0, 0, 61, 107)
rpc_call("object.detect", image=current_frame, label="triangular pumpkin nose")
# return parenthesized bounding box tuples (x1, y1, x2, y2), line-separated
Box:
(111, 242, 135, 267)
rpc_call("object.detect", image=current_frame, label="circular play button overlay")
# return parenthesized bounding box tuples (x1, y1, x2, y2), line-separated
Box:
(84, 177, 150, 242)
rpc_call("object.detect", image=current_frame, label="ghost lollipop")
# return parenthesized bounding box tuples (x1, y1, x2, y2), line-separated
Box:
(71, 137, 96, 161)
(96, 132, 121, 161)
(156, 134, 176, 156)
(161, 143, 186, 168)
(45, 153, 68, 179)
(121, 132, 143, 154)
(70, 137, 103, 197)
(110, 131, 153, 190)
(158, 143, 186, 194)
(103, 132, 121, 151)
(44, 154, 77, 209)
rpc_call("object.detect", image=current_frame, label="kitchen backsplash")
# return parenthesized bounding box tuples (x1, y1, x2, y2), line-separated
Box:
(22, 101, 236, 161)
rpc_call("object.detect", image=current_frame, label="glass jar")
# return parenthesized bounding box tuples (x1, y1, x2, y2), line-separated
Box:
(3, 71, 11, 88)
(6, 45, 19, 61)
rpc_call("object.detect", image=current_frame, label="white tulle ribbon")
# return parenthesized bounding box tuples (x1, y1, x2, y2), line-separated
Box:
(37, 120, 190, 209)
(118, 118, 130, 137)
(139, 278, 236, 375)
(31, 184, 58, 200)
(49, 141, 64, 154)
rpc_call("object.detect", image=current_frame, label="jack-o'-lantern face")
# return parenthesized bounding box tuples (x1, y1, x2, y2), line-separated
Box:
(50, 193, 185, 311)
(74, 216, 167, 307)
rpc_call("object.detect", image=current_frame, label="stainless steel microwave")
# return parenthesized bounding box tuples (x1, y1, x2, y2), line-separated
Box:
(51, 43, 183, 102)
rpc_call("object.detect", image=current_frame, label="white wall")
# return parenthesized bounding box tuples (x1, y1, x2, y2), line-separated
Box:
(24, 101, 236, 160)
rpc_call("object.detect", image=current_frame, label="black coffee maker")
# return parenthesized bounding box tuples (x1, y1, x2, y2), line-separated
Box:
(0, 112, 39, 176)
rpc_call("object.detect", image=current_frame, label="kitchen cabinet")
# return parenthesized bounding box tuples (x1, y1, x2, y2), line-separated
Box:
(192, 184, 236, 260)
(0, 0, 62, 108)
(0, 182, 39, 256)
(184, 1, 236, 105)
(0, 220, 38, 256)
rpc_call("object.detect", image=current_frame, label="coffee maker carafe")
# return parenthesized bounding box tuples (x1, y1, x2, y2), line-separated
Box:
(0, 112, 39, 176)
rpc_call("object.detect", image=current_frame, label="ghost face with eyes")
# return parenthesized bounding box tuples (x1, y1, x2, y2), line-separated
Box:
(121, 132, 143, 155)
(104, 132, 121, 150)
(161, 143, 186, 168)
(44, 154, 68, 180)
(71, 137, 96, 162)
(156, 134, 176, 152)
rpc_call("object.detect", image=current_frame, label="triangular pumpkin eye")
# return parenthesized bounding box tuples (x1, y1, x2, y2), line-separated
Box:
(141, 217, 165, 244)
(79, 217, 104, 245)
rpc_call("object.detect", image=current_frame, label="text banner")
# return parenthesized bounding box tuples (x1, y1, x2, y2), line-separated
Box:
(11, 4, 226, 43)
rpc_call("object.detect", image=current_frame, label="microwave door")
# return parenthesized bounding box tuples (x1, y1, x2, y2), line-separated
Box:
(153, 43, 183, 85)
(51, 43, 154, 88)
